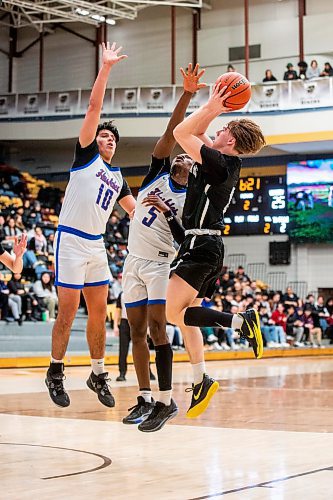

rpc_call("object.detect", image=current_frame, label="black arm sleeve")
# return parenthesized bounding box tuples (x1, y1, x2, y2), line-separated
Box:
(200, 144, 230, 185)
(0, 243, 4, 255)
(116, 292, 122, 309)
(72, 139, 99, 169)
(163, 210, 185, 245)
(117, 178, 132, 202)
(140, 156, 171, 189)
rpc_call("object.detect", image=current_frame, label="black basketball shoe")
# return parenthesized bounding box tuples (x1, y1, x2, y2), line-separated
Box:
(186, 374, 219, 419)
(138, 399, 178, 433)
(86, 371, 115, 408)
(122, 396, 155, 425)
(45, 363, 70, 408)
(237, 308, 264, 359)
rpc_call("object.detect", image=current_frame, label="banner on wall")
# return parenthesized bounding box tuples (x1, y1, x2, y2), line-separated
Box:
(48, 90, 79, 114)
(80, 89, 113, 116)
(17, 93, 47, 116)
(113, 88, 138, 113)
(174, 86, 210, 112)
(138, 87, 174, 113)
(248, 83, 282, 111)
(0, 95, 16, 116)
(288, 78, 332, 109)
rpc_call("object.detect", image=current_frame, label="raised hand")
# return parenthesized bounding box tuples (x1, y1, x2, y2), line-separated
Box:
(142, 194, 169, 213)
(180, 63, 207, 94)
(13, 233, 27, 258)
(102, 41, 128, 67)
(207, 82, 232, 114)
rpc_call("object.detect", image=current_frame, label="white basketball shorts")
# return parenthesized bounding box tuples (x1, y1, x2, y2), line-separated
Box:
(122, 254, 170, 308)
(54, 225, 111, 289)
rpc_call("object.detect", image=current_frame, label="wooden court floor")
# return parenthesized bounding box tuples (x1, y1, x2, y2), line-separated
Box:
(1, 357, 333, 499)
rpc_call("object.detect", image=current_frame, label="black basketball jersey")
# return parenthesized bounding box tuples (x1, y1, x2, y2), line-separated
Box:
(182, 144, 241, 231)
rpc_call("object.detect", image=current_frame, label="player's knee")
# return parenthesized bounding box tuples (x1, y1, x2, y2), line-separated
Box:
(130, 326, 147, 343)
(166, 304, 178, 325)
(149, 319, 167, 345)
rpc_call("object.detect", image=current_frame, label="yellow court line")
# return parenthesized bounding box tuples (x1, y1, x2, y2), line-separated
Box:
(1, 348, 333, 369)
(265, 130, 333, 145)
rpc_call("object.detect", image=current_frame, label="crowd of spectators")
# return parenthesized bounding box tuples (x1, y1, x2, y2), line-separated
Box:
(262, 60, 333, 83)
(1, 169, 333, 353)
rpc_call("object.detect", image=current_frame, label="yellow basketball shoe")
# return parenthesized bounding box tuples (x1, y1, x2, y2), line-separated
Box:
(186, 374, 219, 419)
(237, 308, 264, 359)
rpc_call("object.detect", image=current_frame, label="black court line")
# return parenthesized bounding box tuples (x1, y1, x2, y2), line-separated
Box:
(0, 442, 112, 480)
(189, 465, 333, 499)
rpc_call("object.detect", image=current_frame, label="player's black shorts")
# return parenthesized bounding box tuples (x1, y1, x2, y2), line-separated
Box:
(170, 234, 224, 299)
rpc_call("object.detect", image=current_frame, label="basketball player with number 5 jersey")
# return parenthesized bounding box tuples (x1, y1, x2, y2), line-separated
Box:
(45, 42, 135, 410)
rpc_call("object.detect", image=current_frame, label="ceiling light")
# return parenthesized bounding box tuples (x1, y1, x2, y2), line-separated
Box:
(106, 19, 116, 25)
(75, 8, 90, 16)
(91, 14, 106, 22)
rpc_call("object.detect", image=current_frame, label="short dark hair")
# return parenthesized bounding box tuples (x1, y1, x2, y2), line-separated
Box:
(96, 121, 120, 143)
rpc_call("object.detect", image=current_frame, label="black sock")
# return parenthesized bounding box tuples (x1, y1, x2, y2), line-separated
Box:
(184, 307, 233, 328)
(155, 343, 173, 391)
(48, 362, 64, 374)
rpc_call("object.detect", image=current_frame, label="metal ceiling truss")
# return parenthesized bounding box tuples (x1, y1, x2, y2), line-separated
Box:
(0, 1, 203, 31)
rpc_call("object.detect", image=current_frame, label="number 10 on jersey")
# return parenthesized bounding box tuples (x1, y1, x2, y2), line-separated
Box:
(96, 183, 113, 211)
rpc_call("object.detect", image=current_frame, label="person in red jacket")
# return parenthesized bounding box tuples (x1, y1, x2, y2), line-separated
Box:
(271, 302, 290, 347)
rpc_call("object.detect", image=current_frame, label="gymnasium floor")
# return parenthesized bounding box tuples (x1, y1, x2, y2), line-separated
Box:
(1, 357, 333, 499)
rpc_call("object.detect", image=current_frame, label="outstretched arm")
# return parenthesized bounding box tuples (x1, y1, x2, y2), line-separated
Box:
(173, 83, 231, 163)
(79, 42, 127, 148)
(0, 234, 27, 273)
(153, 63, 206, 159)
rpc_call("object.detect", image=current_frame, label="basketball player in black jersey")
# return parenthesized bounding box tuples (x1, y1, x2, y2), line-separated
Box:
(164, 80, 266, 417)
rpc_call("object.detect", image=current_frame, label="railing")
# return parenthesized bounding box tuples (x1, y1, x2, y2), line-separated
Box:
(0, 77, 332, 120)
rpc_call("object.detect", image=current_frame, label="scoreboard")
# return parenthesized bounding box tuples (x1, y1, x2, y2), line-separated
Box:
(223, 175, 290, 236)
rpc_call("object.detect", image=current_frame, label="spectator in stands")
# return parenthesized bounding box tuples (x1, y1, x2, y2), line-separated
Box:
(304, 293, 316, 312)
(282, 286, 298, 308)
(33, 272, 58, 321)
(0, 275, 10, 321)
(259, 304, 279, 347)
(263, 69, 277, 82)
(326, 297, 333, 316)
(219, 272, 234, 292)
(320, 62, 333, 77)
(271, 303, 290, 347)
(117, 213, 130, 241)
(235, 265, 250, 283)
(261, 290, 271, 314)
(7, 274, 24, 325)
(0, 214, 6, 241)
(286, 305, 304, 347)
(269, 291, 281, 311)
(298, 60, 308, 80)
(227, 64, 236, 72)
(28, 226, 48, 257)
(315, 295, 330, 333)
(302, 306, 323, 348)
(283, 63, 298, 81)
(14, 213, 25, 232)
(109, 272, 123, 303)
(306, 60, 320, 80)
(46, 233, 55, 256)
(4, 217, 22, 242)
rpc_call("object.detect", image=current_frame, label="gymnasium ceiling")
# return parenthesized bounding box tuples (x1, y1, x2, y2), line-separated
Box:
(0, 1, 204, 30)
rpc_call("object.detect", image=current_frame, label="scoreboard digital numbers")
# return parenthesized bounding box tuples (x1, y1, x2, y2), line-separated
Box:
(223, 175, 290, 236)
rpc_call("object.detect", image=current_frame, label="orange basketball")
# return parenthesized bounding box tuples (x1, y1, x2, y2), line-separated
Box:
(215, 72, 251, 110)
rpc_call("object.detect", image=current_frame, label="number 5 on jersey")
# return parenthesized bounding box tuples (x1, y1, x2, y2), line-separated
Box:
(142, 207, 158, 227)
(96, 183, 114, 211)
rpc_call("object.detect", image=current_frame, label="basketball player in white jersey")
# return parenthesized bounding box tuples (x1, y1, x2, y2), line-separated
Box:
(122, 64, 206, 432)
(45, 42, 135, 408)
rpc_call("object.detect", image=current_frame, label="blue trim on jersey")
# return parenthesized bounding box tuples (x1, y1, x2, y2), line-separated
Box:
(57, 225, 102, 240)
(103, 161, 120, 172)
(125, 298, 148, 308)
(70, 153, 99, 172)
(138, 172, 167, 192)
(84, 279, 110, 287)
(55, 230, 61, 285)
(168, 177, 187, 193)
(55, 281, 84, 289)
(147, 299, 166, 305)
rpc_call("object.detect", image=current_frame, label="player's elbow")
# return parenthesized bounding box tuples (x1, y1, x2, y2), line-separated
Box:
(173, 124, 182, 141)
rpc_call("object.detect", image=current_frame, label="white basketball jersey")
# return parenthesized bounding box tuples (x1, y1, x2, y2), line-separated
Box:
(128, 173, 186, 263)
(59, 140, 129, 235)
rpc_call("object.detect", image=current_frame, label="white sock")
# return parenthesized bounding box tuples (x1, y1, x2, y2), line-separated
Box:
(231, 314, 243, 330)
(91, 358, 105, 376)
(158, 390, 172, 406)
(192, 362, 206, 386)
(51, 357, 63, 363)
(140, 390, 152, 403)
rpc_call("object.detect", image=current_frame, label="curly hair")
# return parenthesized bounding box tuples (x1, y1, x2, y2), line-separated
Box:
(96, 121, 120, 143)
(228, 119, 266, 155)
